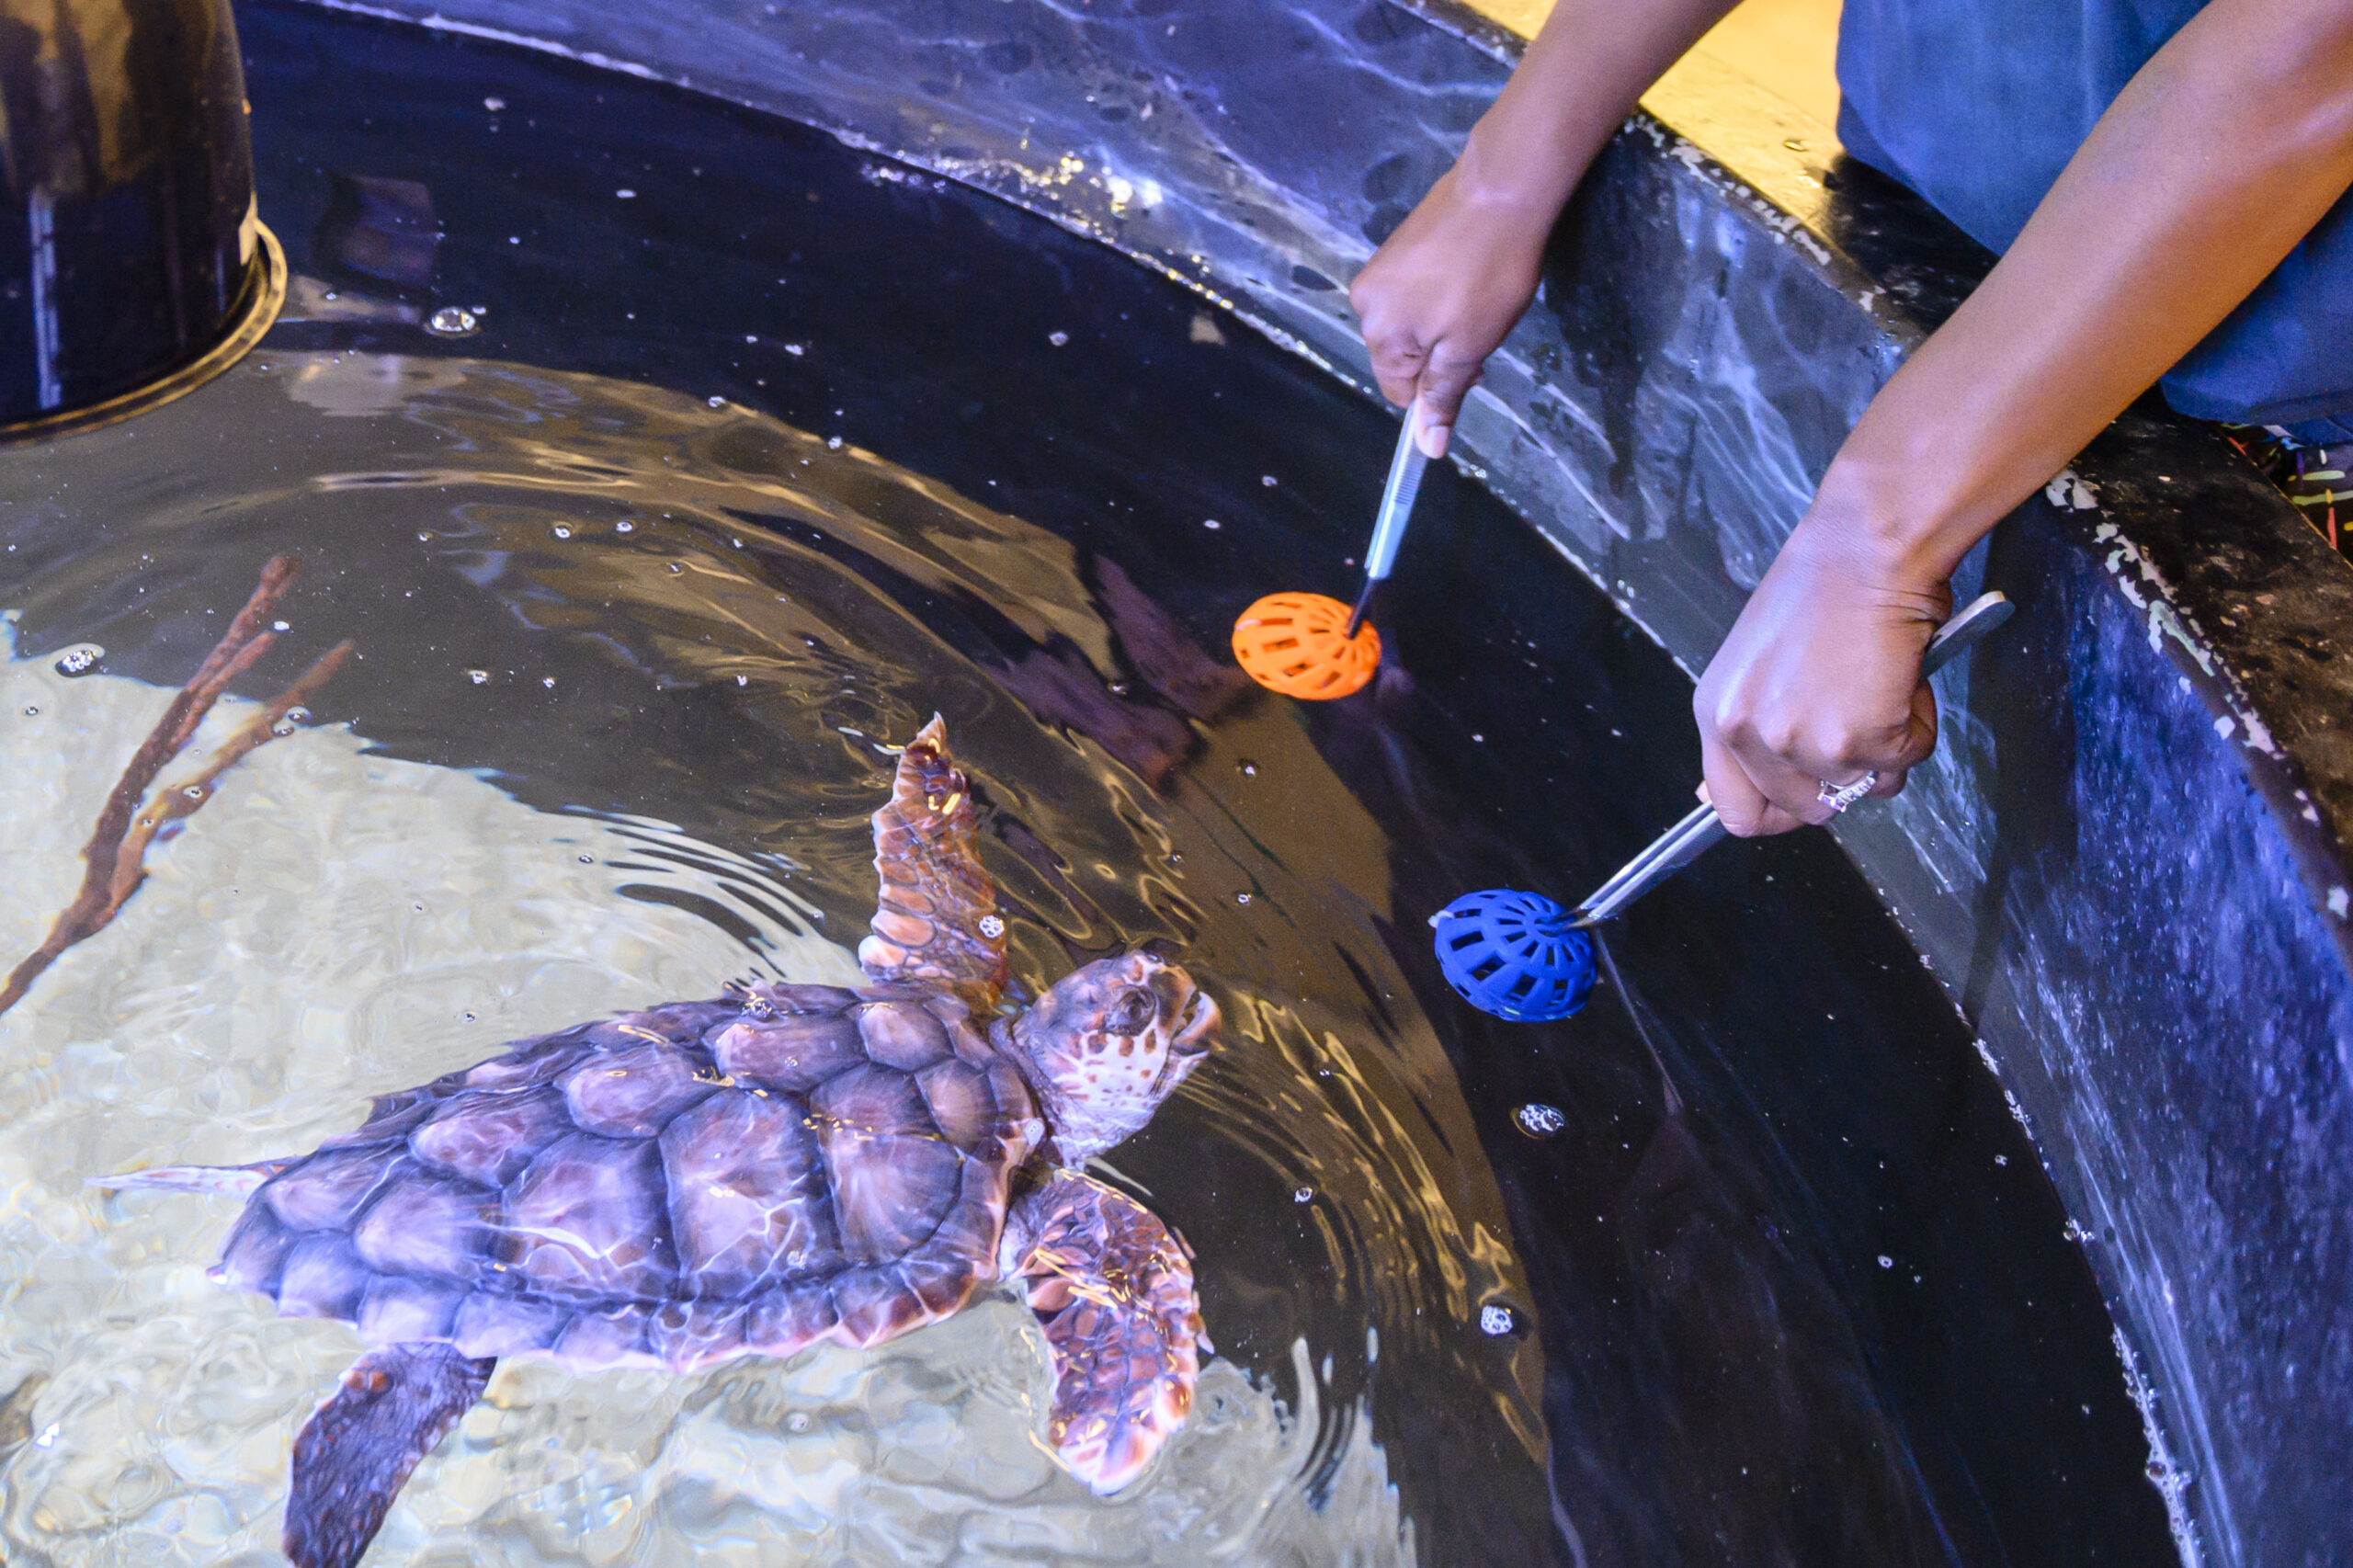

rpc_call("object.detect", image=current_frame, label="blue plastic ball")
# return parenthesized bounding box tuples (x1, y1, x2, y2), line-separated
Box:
(1430, 889, 1597, 1022)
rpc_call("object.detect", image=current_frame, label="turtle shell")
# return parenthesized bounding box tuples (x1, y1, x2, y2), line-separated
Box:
(210, 983, 1043, 1372)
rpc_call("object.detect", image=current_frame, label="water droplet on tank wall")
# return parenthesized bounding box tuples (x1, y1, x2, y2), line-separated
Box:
(51, 643, 102, 676)
(426, 306, 479, 335)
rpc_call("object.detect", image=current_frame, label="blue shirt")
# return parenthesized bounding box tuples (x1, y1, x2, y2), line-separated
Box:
(1836, 0, 2353, 428)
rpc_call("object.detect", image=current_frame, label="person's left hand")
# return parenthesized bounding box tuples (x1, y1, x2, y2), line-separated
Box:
(1691, 513, 1951, 836)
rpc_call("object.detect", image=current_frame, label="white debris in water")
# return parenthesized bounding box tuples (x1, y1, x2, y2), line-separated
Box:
(784, 344, 805, 357)
(1477, 1304, 1516, 1336)
(1201, 518, 1220, 530)
(1048, 330, 1070, 347)
(2332, 887, 2350, 918)
(616, 188, 636, 199)
(708, 396, 726, 408)
(468, 670, 489, 685)
(483, 97, 504, 110)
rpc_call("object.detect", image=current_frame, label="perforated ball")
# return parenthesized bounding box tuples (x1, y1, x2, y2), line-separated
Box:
(1430, 889, 1596, 1022)
(1231, 592, 1381, 699)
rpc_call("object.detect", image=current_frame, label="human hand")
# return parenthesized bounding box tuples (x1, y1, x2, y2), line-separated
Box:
(1348, 159, 1554, 459)
(1691, 515, 1951, 836)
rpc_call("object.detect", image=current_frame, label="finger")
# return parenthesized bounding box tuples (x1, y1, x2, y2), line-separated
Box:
(1700, 727, 1813, 838)
(1414, 349, 1484, 456)
(1364, 330, 1427, 411)
(1722, 717, 1850, 828)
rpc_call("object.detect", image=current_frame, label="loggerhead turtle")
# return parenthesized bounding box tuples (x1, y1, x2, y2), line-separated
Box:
(104, 716, 1220, 1568)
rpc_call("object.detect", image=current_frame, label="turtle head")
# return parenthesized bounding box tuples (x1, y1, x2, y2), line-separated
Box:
(1009, 951, 1218, 1165)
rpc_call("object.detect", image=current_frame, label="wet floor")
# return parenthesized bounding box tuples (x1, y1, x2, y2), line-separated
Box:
(0, 5, 2177, 1564)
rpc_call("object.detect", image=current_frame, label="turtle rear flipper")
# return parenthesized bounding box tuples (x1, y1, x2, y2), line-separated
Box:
(1003, 1170, 1204, 1494)
(283, 1343, 494, 1568)
(859, 715, 1009, 1007)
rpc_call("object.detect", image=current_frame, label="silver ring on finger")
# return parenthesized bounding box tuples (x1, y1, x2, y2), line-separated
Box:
(1816, 772, 1879, 813)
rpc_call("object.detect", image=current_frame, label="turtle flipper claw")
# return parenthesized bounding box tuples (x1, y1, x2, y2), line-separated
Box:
(859, 715, 1009, 1007)
(282, 1343, 494, 1568)
(1002, 1170, 1203, 1494)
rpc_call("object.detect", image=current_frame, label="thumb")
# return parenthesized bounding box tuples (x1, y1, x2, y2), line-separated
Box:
(1414, 345, 1483, 458)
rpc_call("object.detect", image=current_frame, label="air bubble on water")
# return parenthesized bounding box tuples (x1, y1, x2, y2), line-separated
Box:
(1108, 680, 1130, 696)
(1201, 518, 1221, 529)
(1513, 1103, 1567, 1139)
(978, 915, 1005, 938)
(668, 562, 684, 574)
(616, 188, 637, 199)
(708, 395, 726, 408)
(787, 1412, 811, 1434)
(21, 705, 38, 717)
(1238, 760, 1257, 776)
(418, 532, 432, 542)
(735, 674, 748, 686)
(468, 670, 489, 685)
(1048, 330, 1070, 347)
(1877, 1255, 1894, 1268)
(51, 643, 102, 676)
(1478, 1303, 1517, 1336)
(32, 1423, 58, 1449)
(1994, 1153, 2007, 1166)
(616, 519, 635, 533)
(541, 676, 556, 688)
(272, 620, 290, 632)
(464, 1011, 477, 1022)
(551, 525, 572, 540)
(782, 343, 805, 358)
(483, 97, 505, 110)
(579, 854, 595, 864)
(426, 306, 480, 336)
(1262, 475, 1278, 486)
(826, 436, 844, 449)
(1293, 1187, 1313, 1204)
(1234, 892, 1251, 904)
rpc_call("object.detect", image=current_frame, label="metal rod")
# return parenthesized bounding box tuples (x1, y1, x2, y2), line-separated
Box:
(1345, 400, 1429, 638)
(1570, 590, 2014, 926)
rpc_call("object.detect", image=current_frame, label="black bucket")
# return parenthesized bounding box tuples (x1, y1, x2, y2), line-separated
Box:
(0, 0, 282, 436)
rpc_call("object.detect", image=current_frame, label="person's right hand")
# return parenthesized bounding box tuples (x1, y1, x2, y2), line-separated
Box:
(1348, 160, 1555, 458)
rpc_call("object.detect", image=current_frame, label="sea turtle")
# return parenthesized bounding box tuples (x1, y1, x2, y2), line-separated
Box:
(103, 716, 1220, 1568)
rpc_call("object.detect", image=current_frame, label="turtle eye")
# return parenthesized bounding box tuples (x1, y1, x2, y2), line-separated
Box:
(1106, 988, 1155, 1036)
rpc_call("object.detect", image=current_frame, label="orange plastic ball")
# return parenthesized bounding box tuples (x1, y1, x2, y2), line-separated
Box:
(1231, 592, 1381, 699)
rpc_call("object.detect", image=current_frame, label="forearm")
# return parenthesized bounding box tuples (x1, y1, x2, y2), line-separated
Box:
(1462, 0, 1745, 213)
(1815, 0, 2353, 579)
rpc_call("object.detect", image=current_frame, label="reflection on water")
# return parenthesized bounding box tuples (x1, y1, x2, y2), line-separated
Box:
(0, 354, 1540, 1562)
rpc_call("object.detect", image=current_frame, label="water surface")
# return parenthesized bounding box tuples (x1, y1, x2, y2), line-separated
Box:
(0, 8, 2177, 1566)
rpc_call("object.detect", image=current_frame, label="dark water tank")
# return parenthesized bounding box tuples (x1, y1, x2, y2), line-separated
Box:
(0, 0, 278, 431)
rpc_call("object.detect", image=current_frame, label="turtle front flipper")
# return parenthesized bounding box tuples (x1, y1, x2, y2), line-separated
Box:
(1002, 1169, 1205, 1494)
(859, 714, 1009, 1007)
(282, 1343, 494, 1568)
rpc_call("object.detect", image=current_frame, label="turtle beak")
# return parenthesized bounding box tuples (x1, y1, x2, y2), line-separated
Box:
(1169, 983, 1219, 1058)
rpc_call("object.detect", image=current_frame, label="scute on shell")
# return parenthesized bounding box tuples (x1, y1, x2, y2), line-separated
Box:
(660, 1089, 841, 1295)
(561, 1038, 715, 1138)
(504, 1132, 679, 1301)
